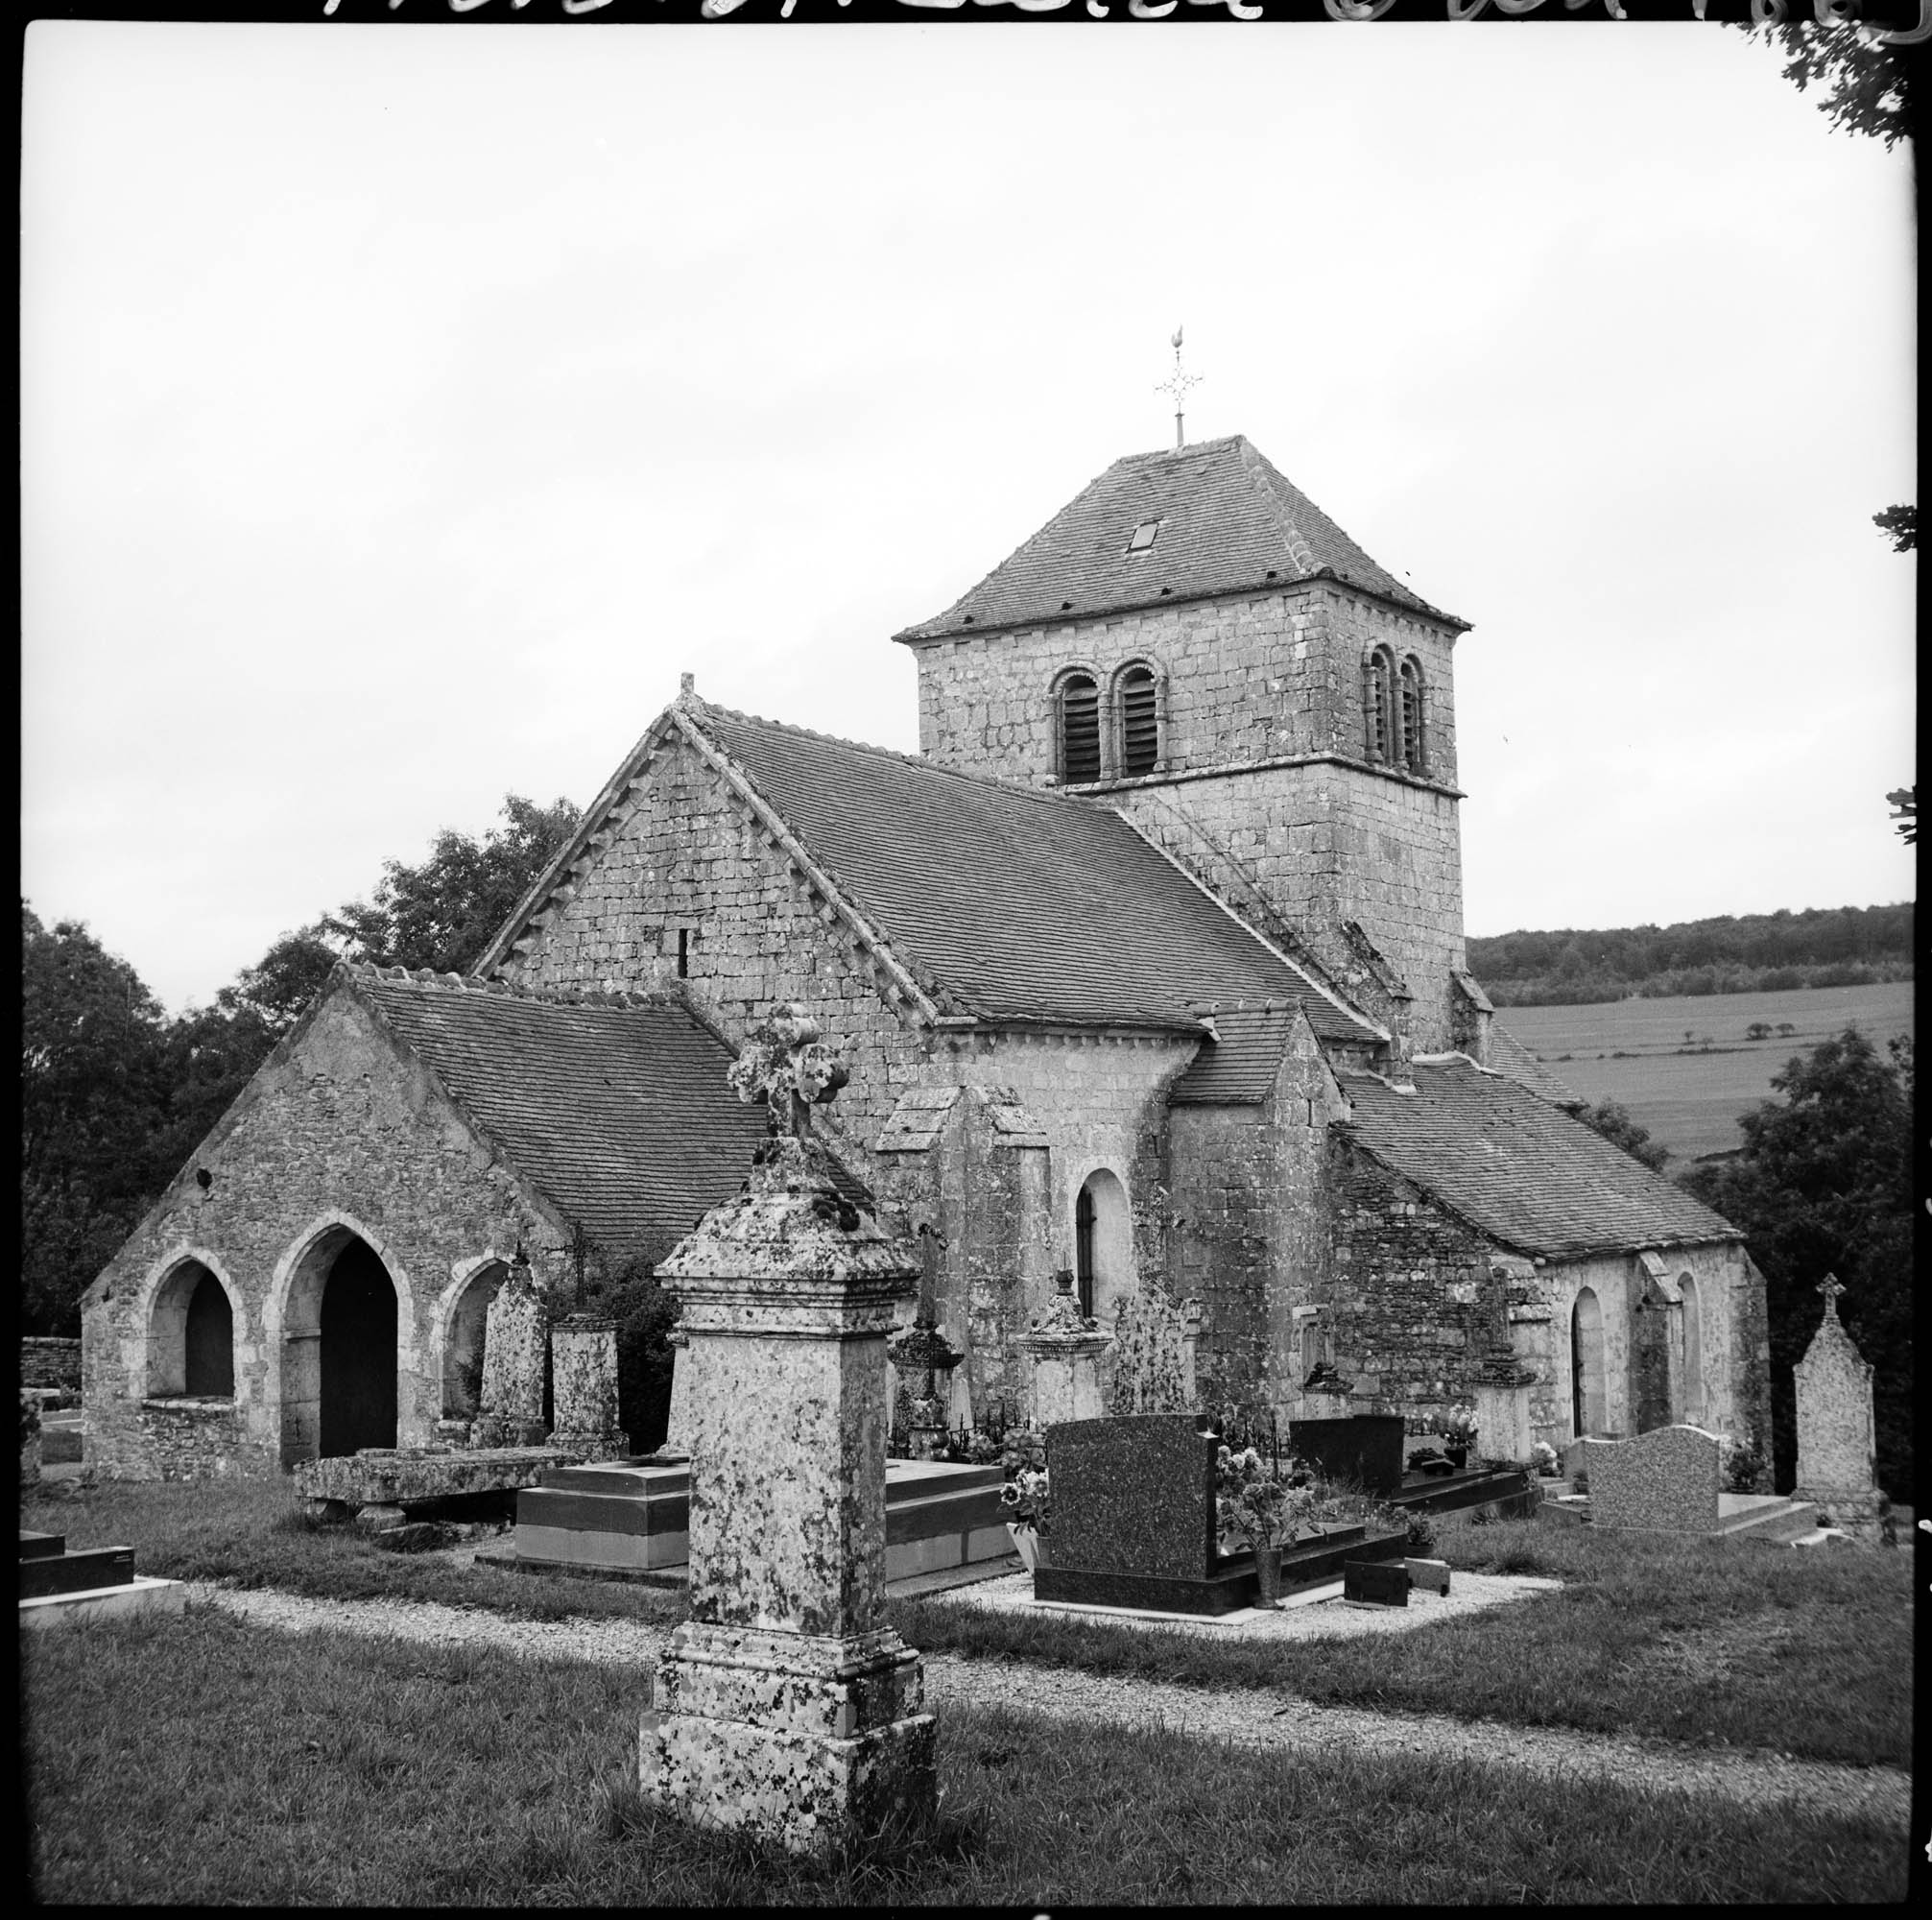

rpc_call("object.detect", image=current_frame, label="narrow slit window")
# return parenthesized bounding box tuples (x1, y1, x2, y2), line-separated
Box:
(1060, 675, 1101, 782)
(1119, 666, 1158, 778)
(677, 928, 689, 978)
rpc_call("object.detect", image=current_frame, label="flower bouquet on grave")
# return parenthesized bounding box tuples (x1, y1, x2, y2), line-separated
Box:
(1000, 1466, 1052, 1572)
(1532, 1440, 1561, 1478)
(1440, 1404, 1477, 1469)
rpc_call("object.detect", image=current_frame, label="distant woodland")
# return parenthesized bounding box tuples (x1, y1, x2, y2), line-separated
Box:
(1467, 904, 1914, 1007)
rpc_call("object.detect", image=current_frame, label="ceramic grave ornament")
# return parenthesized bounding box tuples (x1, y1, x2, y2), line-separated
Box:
(640, 1014, 934, 1855)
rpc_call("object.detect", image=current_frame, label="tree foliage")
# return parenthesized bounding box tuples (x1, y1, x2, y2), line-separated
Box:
(18, 792, 581, 1338)
(1467, 901, 1913, 1005)
(1572, 1099, 1671, 1173)
(1681, 1027, 1914, 1501)
(1744, 16, 1916, 148)
(323, 794, 580, 975)
(1872, 504, 1917, 552)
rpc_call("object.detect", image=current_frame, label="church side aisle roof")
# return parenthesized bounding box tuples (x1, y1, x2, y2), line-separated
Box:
(894, 433, 1462, 641)
(690, 704, 1380, 1042)
(352, 968, 768, 1265)
(1336, 1059, 1738, 1259)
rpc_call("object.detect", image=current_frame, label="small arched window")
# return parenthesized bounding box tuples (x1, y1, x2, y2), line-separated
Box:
(1396, 656, 1425, 773)
(1118, 665, 1159, 778)
(1059, 673, 1101, 783)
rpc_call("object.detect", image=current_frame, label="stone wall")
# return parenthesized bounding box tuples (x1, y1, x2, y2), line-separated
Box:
(1323, 1138, 1505, 1426)
(1163, 1014, 1345, 1412)
(81, 986, 569, 1480)
(20, 1337, 82, 1394)
(910, 584, 1460, 791)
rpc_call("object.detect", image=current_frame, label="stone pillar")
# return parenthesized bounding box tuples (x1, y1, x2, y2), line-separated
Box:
(1472, 1354, 1538, 1467)
(660, 1327, 692, 1454)
(640, 1009, 934, 1856)
(1793, 1276, 1884, 1544)
(549, 1316, 628, 1462)
(473, 1256, 548, 1449)
(1020, 1272, 1112, 1432)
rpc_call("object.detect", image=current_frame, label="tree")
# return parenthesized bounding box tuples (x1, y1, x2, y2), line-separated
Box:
(1681, 1028, 1913, 1501)
(21, 904, 173, 1334)
(1572, 1098, 1671, 1173)
(1740, 14, 1916, 148)
(323, 794, 580, 975)
(1872, 504, 1917, 552)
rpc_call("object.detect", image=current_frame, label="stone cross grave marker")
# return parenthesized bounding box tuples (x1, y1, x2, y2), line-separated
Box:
(1583, 1424, 1721, 1532)
(1794, 1274, 1883, 1542)
(474, 1253, 548, 1449)
(639, 1010, 935, 1856)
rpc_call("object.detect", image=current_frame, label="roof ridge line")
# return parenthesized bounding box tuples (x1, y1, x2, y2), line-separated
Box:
(353, 960, 683, 1013)
(696, 699, 1121, 810)
(1235, 435, 1322, 579)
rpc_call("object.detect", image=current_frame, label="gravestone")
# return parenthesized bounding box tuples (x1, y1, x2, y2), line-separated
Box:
(639, 1008, 935, 1856)
(1793, 1277, 1883, 1545)
(474, 1256, 548, 1449)
(1034, 1413, 1252, 1616)
(548, 1316, 627, 1462)
(1288, 1414, 1406, 1497)
(1344, 1559, 1409, 1607)
(1583, 1424, 1721, 1532)
(20, 1392, 42, 1491)
(1406, 1556, 1451, 1596)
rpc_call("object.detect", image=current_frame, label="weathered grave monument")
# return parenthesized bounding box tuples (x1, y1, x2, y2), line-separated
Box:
(639, 1009, 936, 1855)
(1793, 1276, 1885, 1545)
(471, 1254, 549, 1450)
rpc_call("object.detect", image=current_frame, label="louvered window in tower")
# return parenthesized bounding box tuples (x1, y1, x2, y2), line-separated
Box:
(1364, 650, 1393, 761)
(1060, 674, 1101, 782)
(1397, 657, 1424, 772)
(1119, 666, 1158, 777)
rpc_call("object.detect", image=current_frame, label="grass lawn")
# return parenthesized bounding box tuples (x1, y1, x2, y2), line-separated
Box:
(897, 1504, 1913, 1768)
(26, 1477, 1913, 1773)
(23, 1603, 1907, 1904)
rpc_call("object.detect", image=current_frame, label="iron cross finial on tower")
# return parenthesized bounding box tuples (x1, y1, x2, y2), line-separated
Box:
(1154, 325, 1203, 450)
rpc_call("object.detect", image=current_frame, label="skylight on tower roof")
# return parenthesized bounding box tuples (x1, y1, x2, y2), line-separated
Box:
(1126, 519, 1160, 555)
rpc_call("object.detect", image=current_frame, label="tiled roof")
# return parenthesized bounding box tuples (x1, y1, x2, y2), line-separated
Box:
(1167, 1005, 1309, 1104)
(351, 967, 768, 1266)
(1485, 1023, 1584, 1108)
(692, 704, 1379, 1042)
(894, 434, 1460, 641)
(1337, 1060, 1738, 1259)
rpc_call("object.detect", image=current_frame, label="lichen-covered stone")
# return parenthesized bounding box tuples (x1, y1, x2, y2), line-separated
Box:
(642, 1097, 934, 1856)
(479, 1262, 547, 1431)
(1793, 1279, 1882, 1541)
(550, 1316, 625, 1461)
(293, 1444, 581, 1508)
(1584, 1425, 1721, 1533)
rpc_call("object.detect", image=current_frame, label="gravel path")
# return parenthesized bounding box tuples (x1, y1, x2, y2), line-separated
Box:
(180, 1582, 1909, 1831)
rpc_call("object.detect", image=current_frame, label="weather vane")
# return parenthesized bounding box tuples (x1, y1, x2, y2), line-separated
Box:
(1154, 325, 1203, 450)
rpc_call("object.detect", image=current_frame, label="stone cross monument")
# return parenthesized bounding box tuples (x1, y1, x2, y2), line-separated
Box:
(1793, 1275, 1884, 1544)
(640, 1008, 935, 1854)
(473, 1252, 548, 1449)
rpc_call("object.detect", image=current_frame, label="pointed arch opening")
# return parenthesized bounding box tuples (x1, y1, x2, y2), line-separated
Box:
(279, 1225, 402, 1466)
(147, 1259, 238, 1401)
(443, 1258, 512, 1420)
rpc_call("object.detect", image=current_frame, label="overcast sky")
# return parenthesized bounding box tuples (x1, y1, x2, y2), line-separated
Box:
(21, 17, 1916, 1015)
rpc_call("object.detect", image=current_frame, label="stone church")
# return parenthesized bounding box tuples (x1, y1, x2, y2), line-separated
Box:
(82, 431, 1772, 1479)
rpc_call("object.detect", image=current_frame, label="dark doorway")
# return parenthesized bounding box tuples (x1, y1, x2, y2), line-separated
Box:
(320, 1239, 398, 1457)
(183, 1272, 234, 1397)
(1075, 1185, 1096, 1320)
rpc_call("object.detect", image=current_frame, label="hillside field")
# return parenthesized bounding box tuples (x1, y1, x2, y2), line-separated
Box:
(1494, 981, 1915, 1163)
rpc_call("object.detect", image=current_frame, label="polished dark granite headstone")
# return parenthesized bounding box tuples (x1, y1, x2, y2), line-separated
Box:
(1289, 1415, 1407, 1497)
(1343, 1558, 1409, 1607)
(1047, 1415, 1217, 1579)
(1038, 1415, 1249, 1615)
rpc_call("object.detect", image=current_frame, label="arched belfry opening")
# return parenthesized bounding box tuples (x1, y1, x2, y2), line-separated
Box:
(1073, 1168, 1133, 1325)
(1571, 1287, 1607, 1438)
(147, 1259, 236, 1400)
(279, 1226, 401, 1466)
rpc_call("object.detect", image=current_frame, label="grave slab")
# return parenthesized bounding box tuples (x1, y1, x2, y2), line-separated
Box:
(19, 1574, 187, 1629)
(1343, 1559, 1410, 1607)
